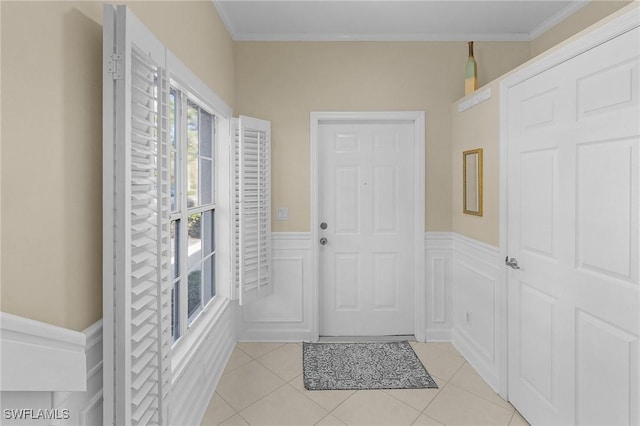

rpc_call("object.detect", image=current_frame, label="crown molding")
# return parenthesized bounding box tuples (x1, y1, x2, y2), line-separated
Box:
(228, 32, 532, 42)
(212, 0, 239, 41)
(529, 0, 590, 40)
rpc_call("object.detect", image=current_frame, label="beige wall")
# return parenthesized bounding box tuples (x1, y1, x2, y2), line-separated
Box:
(451, 81, 500, 247)
(0, 1, 234, 331)
(531, 0, 632, 57)
(1, 0, 628, 331)
(234, 41, 530, 232)
(450, 1, 634, 247)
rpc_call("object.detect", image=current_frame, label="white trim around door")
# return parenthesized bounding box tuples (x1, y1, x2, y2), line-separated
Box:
(310, 111, 426, 342)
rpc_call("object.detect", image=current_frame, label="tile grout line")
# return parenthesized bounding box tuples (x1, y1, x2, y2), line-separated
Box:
(216, 361, 289, 416)
(454, 384, 515, 413)
(420, 382, 450, 422)
(419, 413, 446, 426)
(236, 342, 285, 360)
(381, 384, 440, 413)
(220, 357, 252, 377)
(252, 343, 304, 383)
(234, 344, 252, 358)
(219, 344, 253, 376)
(218, 344, 319, 424)
(408, 409, 423, 426)
(312, 412, 339, 426)
(220, 342, 516, 426)
(446, 381, 514, 414)
(235, 410, 251, 426)
(233, 379, 292, 421)
(420, 360, 468, 418)
(326, 388, 359, 418)
(210, 392, 239, 425)
(446, 362, 515, 411)
(281, 378, 333, 419)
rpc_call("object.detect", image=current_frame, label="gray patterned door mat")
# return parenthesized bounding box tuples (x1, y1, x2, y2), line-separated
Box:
(303, 341, 438, 390)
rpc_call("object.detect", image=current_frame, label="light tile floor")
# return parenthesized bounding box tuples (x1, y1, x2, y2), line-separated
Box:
(202, 342, 531, 426)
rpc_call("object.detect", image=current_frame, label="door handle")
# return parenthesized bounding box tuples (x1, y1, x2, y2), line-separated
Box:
(505, 256, 520, 269)
(320, 222, 328, 230)
(320, 237, 328, 245)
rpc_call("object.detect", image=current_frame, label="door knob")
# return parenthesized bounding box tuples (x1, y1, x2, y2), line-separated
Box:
(320, 237, 328, 245)
(505, 256, 520, 269)
(320, 222, 328, 230)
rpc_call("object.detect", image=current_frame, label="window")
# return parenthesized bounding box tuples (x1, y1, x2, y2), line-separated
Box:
(103, 5, 232, 424)
(170, 89, 217, 342)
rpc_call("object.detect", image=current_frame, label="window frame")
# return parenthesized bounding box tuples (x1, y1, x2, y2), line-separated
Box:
(165, 52, 232, 373)
(170, 84, 218, 342)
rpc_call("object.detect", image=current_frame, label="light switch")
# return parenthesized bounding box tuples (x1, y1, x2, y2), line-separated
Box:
(276, 207, 289, 221)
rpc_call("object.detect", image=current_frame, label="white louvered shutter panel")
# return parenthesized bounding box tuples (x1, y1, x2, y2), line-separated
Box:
(232, 119, 240, 300)
(103, 5, 171, 425)
(238, 116, 272, 305)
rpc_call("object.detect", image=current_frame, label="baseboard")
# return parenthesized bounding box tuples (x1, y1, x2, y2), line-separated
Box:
(424, 328, 452, 342)
(452, 328, 500, 392)
(238, 328, 313, 342)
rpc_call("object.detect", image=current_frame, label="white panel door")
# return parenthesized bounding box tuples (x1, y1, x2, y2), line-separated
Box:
(319, 121, 415, 336)
(507, 28, 639, 426)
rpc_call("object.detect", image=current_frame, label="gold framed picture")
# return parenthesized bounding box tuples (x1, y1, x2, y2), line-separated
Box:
(463, 148, 483, 216)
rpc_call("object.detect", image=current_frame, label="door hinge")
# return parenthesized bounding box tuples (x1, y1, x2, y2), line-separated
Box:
(107, 53, 123, 80)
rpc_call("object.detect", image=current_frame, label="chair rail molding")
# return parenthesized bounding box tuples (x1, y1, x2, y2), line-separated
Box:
(53, 320, 104, 426)
(0, 318, 98, 426)
(0, 312, 86, 392)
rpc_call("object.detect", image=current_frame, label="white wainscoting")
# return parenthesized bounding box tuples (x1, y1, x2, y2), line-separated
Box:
(53, 320, 104, 426)
(171, 301, 235, 426)
(234, 231, 505, 397)
(236, 233, 314, 342)
(239, 232, 456, 343)
(0, 232, 507, 423)
(0, 300, 236, 426)
(56, 302, 235, 426)
(0, 312, 86, 392)
(451, 233, 505, 394)
(0, 318, 98, 426)
(425, 232, 454, 342)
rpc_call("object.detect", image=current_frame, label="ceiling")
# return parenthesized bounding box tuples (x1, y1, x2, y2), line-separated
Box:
(213, 0, 589, 42)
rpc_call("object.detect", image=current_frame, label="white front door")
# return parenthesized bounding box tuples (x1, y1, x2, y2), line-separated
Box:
(507, 27, 639, 426)
(318, 120, 416, 336)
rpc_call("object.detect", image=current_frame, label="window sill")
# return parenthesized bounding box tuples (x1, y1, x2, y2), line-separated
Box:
(171, 296, 230, 385)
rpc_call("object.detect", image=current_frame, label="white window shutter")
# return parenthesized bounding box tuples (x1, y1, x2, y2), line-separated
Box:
(237, 116, 272, 305)
(103, 5, 172, 425)
(232, 118, 240, 300)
